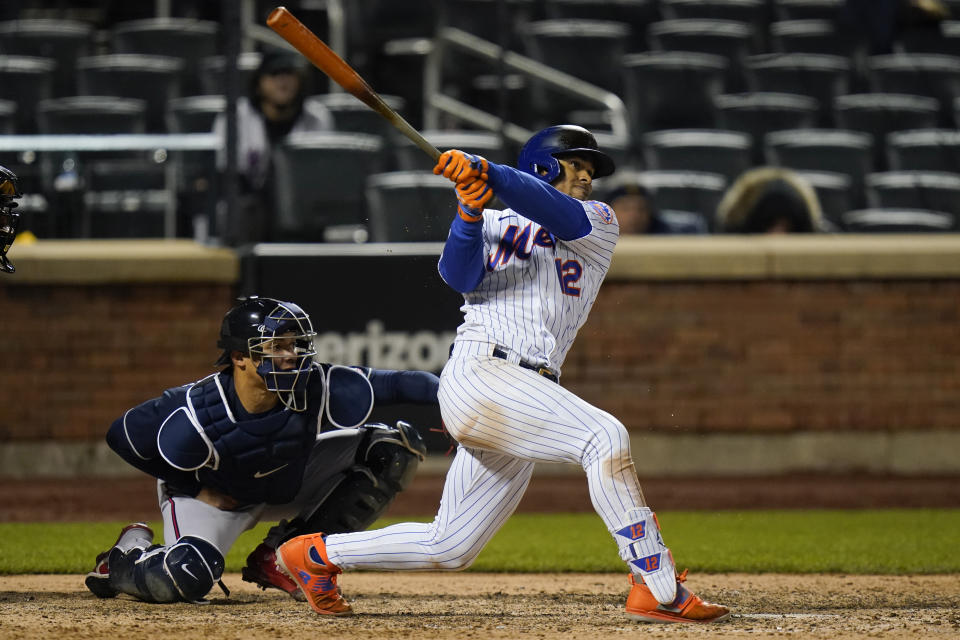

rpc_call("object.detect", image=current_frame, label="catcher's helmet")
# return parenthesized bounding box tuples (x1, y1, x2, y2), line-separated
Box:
(516, 125, 615, 183)
(0, 164, 23, 275)
(215, 296, 318, 411)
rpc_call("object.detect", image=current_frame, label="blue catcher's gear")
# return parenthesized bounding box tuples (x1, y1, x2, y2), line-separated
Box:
(516, 124, 615, 183)
(215, 296, 317, 411)
(0, 165, 23, 275)
(107, 535, 225, 603)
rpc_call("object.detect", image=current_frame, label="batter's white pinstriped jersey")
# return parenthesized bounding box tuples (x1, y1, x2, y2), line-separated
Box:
(453, 199, 619, 375)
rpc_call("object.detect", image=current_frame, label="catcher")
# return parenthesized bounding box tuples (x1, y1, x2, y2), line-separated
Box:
(0, 164, 22, 274)
(85, 296, 437, 604)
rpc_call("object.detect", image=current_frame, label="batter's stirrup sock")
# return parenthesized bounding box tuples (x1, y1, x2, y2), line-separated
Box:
(614, 508, 678, 605)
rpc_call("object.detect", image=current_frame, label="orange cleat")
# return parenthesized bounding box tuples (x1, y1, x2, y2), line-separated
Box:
(625, 570, 730, 624)
(275, 533, 352, 616)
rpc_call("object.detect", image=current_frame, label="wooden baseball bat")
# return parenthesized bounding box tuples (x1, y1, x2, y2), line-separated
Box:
(266, 6, 441, 162)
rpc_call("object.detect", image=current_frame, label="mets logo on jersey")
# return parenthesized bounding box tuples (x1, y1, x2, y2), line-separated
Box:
(587, 200, 615, 224)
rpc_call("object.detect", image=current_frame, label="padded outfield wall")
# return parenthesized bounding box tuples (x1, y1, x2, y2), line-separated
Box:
(1, 236, 959, 479)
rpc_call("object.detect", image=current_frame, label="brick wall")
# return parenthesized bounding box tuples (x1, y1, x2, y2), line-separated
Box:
(563, 279, 960, 433)
(0, 283, 233, 441)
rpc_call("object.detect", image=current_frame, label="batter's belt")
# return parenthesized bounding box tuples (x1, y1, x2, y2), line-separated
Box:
(491, 346, 559, 383)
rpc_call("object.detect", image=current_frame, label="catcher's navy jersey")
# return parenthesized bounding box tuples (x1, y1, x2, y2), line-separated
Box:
(106, 364, 438, 505)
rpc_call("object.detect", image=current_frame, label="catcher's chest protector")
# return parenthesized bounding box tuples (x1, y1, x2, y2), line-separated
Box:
(190, 377, 318, 505)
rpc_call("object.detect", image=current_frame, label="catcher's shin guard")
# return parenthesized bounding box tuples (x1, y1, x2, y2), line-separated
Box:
(276, 533, 352, 616)
(626, 571, 730, 623)
(84, 522, 154, 599)
(614, 508, 677, 605)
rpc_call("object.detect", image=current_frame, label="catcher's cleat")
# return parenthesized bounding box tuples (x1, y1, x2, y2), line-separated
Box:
(275, 533, 352, 616)
(84, 522, 154, 598)
(625, 571, 730, 624)
(241, 543, 305, 602)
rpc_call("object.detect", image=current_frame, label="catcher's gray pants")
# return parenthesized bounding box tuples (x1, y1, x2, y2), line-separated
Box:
(158, 429, 363, 554)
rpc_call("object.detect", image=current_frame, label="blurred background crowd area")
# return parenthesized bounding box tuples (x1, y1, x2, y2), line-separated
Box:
(3, 0, 960, 245)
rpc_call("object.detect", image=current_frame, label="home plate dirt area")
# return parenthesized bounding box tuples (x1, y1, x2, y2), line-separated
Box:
(1, 573, 958, 640)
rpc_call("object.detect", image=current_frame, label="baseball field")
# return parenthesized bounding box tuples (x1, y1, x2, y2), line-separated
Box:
(1, 474, 958, 639)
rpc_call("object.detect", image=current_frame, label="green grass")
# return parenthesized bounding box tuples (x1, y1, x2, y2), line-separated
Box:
(1, 510, 957, 575)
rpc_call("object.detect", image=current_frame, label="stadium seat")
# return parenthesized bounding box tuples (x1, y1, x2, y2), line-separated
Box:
(622, 51, 727, 134)
(865, 171, 960, 221)
(0, 100, 16, 134)
(769, 19, 864, 59)
(395, 130, 511, 172)
(834, 93, 940, 170)
(111, 18, 220, 96)
(618, 170, 728, 229)
(765, 128, 874, 197)
(746, 53, 852, 126)
(659, 0, 769, 50)
(642, 129, 753, 182)
(307, 93, 406, 141)
(366, 171, 457, 242)
(37, 96, 147, 134)
(867, 54, 960, 127)
(272, 132, 386, 242)
(543, 0, 659, 50)
(794, 170, 853, 227)
(886, 129, 960, 172)
(443, 0, 534, 49)
(0, 56, 56, 133)
(522, 20, 631, 123)
(199, 52, 262, 96)
(77, 54, 184, 132)
(715, 92, 820, 163)
(648, 19, 755, 91)
(841, 208, 955, 232)
(772, 0, 843, 21)
(166, 95, 225, 134)
(0, 19, 94, 97)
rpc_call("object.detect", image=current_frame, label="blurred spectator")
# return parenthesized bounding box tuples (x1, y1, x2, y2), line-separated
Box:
(841, 0, 949, 54)
(214, 49, 334, 243)
(606, 183, 708, 235)
(715, 167, 823, 234)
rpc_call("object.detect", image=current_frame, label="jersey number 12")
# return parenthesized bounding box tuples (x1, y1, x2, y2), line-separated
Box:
(554, 258, 582, 297)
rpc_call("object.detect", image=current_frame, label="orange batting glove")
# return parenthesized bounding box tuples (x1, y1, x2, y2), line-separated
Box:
(455, 179, 493, 222)
(434, 150, 489, 184)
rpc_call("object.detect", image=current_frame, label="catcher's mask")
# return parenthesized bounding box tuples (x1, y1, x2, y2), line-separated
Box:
(216, 296, 317, 411)
(0, 164, 23, 275)
(516, 124, 615, 184)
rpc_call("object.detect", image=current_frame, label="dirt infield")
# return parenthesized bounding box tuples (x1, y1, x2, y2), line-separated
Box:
(2, 573, 958, 639)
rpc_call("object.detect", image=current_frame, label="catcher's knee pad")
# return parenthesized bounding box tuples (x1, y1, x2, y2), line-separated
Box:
(108, 536, 224, 604)
(288, 421, 427, 538)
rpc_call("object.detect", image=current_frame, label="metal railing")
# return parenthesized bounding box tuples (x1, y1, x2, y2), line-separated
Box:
(0, 133, 220, 238)
(424, 26, 630, 146)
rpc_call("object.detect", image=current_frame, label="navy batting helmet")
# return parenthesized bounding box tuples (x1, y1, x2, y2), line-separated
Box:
(216, 296, 318, 411)
(516, 125, 615, 183)
(0, 165, 23, 275)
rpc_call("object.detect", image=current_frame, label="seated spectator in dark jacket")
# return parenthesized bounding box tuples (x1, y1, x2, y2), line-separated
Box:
(214, 49, 334, 244)
(716, 167, 823, 234)
(607, 183, 708, 235)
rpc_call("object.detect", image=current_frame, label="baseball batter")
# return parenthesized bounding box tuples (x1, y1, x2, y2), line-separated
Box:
(84, 297, 436, 604)
(277, 125, 729, 623)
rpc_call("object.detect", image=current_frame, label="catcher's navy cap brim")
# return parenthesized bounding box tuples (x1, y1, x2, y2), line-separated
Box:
(215, 350, 232, 366)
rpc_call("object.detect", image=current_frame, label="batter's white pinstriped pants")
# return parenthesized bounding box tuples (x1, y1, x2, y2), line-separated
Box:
(324, 341, 649, 571)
